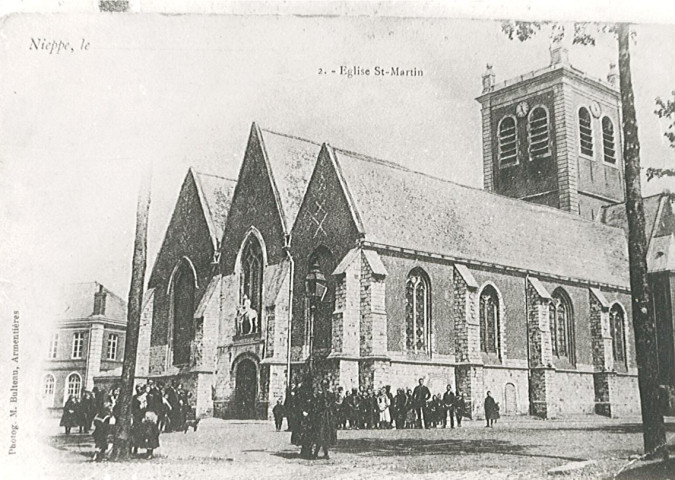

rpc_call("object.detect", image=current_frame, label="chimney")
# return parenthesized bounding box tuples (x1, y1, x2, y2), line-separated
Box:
(93, 284, 107, 316)
(550, 45, 569, 66)
(482, 64, 496, 93)
(607, 63, 619, 87)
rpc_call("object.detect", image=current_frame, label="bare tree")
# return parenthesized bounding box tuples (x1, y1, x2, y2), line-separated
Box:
(111, 166, 151, 460)
(501, 20, 666, 455)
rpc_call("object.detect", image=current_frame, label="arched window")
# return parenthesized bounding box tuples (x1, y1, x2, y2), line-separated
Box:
(550, 289, 574, 362)
(405, 268, 431, 352)
(579, 107, 594, 157)
(66, 373, 81, 398)
(479, 285, 500, 356)
(241, 236, 263, 317)
(528, 106, 550, 159)
(173, 264, 195, 365)
(306, 246, 335, 351)
(610, 304, 627, 365)
(602, 116, 616, 164)
(498, 116, 517, 165)
(43, 374, 55, 396)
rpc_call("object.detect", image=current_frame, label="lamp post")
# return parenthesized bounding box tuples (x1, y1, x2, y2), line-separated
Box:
(305, 258, 326, 383)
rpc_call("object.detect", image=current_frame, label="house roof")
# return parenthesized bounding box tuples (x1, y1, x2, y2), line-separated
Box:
(258, 128, 322, 232)
(600, 194, 666, 241)
(60, 282, 127, 321)
(192, 170, 236, 247)
(330, 147, 630, 288)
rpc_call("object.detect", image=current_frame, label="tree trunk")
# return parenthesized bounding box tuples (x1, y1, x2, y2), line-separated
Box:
(618, 22, 666, 455)
(111, 166, 151, 460)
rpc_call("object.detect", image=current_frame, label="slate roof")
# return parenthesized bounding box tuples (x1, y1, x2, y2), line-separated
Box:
(331, 147, 630, 288)
(192, 170, 236, 246)
(259, 128, 322, 231)
(600, 194, 666, 240)
(60, 282, 127, 321)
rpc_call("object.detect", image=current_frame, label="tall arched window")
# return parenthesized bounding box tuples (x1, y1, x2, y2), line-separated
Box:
(240, 236, 263, 335)
(173, 264, 195, 365)
(479, 285, 500, 356)
(498, 116, 517, 165)
(43, 374, 55, 396)
(307, 246, 335, 351)
(550, 289, 574, 362)
(405, 268, 430, 352)
(579, 107, 594, 157)
(66, 373, 81, 399)
(602, 116, 616, 164)
(528, 106, 550, 159)
(610, 304, 627, 366)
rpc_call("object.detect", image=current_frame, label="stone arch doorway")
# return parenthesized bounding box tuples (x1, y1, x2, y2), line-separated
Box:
(504, 382, 517, 415)
(234, 358, 258, 419)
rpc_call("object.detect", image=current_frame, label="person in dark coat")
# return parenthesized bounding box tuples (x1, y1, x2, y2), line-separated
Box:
(484, 391, 498, 427)
(311, 381, 337, 459)
(291, 382, 314, 459)
(165, 381, 179, 432)
(393, 388, 407, 429)
(442, 385, 456, 428)
(140, 411, 160, 458)
(412, 378, 431, 429)
(272, 399, 285, 431)
(455, 393, 466, 427)
(79, 391, 96, 433)
(92, 403, 113, 461)
(284, 384, 296, 432)
(131, 385, 147, 455)
(60, 395, 79, 434)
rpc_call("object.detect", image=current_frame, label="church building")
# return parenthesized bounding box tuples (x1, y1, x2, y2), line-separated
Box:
(138, 46, 675, 420)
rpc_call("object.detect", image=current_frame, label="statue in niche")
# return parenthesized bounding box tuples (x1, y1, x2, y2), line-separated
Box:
(237, 295, 259, 335)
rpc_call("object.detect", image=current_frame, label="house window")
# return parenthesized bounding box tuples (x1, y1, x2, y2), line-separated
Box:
(43, 374, 55, 396)
(579, 107, 594, 157)
(602, 116, 616, 164)
(610, 304, 627, 365)
(528, 106, 550, 159)
(239, 236, 263, 334)
(498, 116, 517, 165)
(48, 333, 59, 359)
(66, 373, 81, 398)
(479, 285, 500, 355)
(405, 268, 430, 352)
(107, 334, 118, 360)
(71, 332, 84, 359)
(549, 289, 575, 362)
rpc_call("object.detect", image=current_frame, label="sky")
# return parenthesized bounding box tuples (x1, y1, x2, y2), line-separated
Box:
(2, 13, 675, 300)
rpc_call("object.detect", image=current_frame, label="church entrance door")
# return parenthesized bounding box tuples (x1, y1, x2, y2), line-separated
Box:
(504, 382, 517, 415)
(235, 359, 258, 419)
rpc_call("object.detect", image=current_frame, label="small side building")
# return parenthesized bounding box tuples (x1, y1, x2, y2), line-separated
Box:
(42, 282, 127, 413)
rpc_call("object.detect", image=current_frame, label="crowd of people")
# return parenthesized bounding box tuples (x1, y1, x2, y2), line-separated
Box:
(59, 380, 197, 461)
(279, 378, 471, 438)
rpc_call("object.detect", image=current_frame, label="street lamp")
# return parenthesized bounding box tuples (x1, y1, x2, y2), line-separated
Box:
(305, 258, 327, 381)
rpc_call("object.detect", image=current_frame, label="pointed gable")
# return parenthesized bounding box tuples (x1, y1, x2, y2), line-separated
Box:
(192, 170, 236, 246)
(149, 170, 225, 288)
(331, 148, 630, 288)
(600, 194, 667, 241)
(258, 128, 321, 231)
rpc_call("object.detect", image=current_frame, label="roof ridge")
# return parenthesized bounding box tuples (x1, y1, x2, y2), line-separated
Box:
(259, 128, 324, 149)
(193, 170, 237, 183)
(335, 147, 627, 233)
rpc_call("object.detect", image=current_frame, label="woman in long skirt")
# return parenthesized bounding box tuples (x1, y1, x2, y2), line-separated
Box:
(60, 396, 79, 435)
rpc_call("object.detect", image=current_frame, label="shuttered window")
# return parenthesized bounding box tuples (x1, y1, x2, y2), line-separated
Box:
(602, 116, 616, 164)
(579, 107, 594, 157)
(498, 116, 517, 165)
(528, 106, 550, 159)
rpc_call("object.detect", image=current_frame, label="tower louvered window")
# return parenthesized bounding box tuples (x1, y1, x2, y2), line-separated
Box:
(579, 107, 594, 157)
(602, 117, 616, 164)
(498, 116, 517, 165)
(528, 106, 550, 159)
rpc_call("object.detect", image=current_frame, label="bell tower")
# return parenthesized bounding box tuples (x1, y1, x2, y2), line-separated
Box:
(476, 46, 625, 220)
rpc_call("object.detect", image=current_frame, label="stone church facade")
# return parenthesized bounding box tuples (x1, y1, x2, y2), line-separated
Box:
(137, 47, 675, 420)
